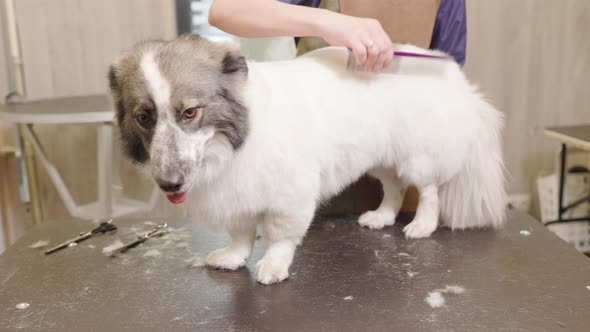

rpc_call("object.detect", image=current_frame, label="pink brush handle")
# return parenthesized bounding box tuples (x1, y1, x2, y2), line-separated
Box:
(347, 48, 449, 60)
(393, 51, 449, 59)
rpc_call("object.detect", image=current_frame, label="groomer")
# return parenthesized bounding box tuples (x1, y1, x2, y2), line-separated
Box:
(208, 0, 467, 73)
(208, 0, 467, 213)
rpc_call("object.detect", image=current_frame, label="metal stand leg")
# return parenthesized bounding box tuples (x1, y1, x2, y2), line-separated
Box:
(22, 137, 42, 224)
(15, 125, 42, 224)
(22, 124, 81, 217)
(12, 126, 29, 204)
(545, 143, 590, 226)
(0, 148, 15, 245)
(557, 143, 566, 222)
(97, 123, 113, 220)
(22, 122, 153, 221)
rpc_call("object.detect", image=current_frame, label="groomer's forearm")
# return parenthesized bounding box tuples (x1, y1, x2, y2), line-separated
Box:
(209, 0, 330, 38)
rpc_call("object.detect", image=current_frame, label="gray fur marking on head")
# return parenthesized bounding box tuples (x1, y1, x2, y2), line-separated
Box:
(107, 34, 249, 166)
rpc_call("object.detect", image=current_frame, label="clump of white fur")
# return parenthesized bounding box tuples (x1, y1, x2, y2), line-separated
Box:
(426, 291, 445, 308)
(425, 285, 466, 308)
(102, 240, 124, 255)
(143, 249, 162, 258)
(443, 285, 466, 294)
(28, 240, 49, 249)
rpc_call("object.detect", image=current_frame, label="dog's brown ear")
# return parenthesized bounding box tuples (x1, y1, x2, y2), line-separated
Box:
(221, 50, 248, 75)
(108, 64, 119, 93)
(107, 64, 126, 127)
(107, 62, 150, 163)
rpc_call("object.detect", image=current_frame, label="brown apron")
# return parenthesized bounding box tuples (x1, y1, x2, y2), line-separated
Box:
(299, 0, 441, 215)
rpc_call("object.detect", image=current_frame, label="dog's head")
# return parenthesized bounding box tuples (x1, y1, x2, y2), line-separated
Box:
(108, 34, 249, 204)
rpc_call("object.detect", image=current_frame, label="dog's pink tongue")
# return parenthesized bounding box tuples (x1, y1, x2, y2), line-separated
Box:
(167, 192, 188, 205)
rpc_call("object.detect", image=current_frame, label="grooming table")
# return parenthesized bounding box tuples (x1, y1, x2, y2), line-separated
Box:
(1, 211, 589, 331)
(0, 95, 158, 221)
(544, 125, 590, 226)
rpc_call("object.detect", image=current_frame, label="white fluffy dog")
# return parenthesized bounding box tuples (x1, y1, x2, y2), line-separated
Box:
(108, 35, 506, 284)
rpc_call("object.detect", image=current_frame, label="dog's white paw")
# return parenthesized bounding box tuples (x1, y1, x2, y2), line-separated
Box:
(358, 210, 395, 230)
(205, 247, 248, 270)
(256, 258, 290, 285)
(403, 217, 437, 239)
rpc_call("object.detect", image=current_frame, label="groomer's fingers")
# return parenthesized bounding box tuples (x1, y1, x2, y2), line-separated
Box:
(378, 35, 394, 70)
(372, 47, 389, 73)
(374, 40, 394, 72)
(364, 40, 380, 73)
(383, 47, 394, 69)
(365, 19, 393, 74)
(351, 40, 367, 66)
(365, 18, 394, 72)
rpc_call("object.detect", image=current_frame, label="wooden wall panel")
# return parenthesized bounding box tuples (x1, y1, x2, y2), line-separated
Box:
(464, 0, 590, 216)
(0, 1, 176, 235)
(15, 0, 177, 100)
(0, 9, 9, 102)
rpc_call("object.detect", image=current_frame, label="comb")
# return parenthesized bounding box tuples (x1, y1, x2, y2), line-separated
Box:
(346, 49, 452, 74)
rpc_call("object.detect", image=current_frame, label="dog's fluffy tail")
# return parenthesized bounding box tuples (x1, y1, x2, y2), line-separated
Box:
(440, 94, 507, 229)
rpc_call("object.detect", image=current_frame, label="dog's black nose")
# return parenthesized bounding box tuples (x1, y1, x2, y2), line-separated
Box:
(158, 181, 183, 193)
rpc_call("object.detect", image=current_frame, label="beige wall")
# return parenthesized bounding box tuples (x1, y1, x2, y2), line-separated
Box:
(1, 0, 590, 242)
(16, 0, 176, 100)
(0, 8, 8, 102)
(0, 0, 177, 246)
(464, 0, 590, 214)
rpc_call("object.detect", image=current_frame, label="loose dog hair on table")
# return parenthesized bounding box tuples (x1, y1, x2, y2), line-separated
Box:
(108, 34, 507, 284)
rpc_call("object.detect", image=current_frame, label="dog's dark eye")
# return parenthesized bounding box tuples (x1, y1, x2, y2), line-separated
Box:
(136, 113, 150, 126)
(182, 107, 199, 120)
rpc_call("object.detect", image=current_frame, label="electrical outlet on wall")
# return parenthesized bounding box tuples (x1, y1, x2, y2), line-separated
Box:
(507, 194, 531, 213)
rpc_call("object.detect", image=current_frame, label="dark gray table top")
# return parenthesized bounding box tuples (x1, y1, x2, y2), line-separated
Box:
(1, 211, 589, 331)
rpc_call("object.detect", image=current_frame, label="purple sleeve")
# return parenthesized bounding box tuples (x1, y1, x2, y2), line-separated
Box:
(282, 0, 467, 65)
(279, 0, 321, 7)
(429, 0, 467, 65)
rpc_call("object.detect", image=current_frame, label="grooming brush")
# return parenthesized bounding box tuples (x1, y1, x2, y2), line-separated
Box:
(346, 49, 452, 75)
(45, 220, 117, 255)
(103, 223, 169, 257)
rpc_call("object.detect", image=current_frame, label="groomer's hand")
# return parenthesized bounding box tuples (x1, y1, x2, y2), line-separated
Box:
(319, 12, 394, 73)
